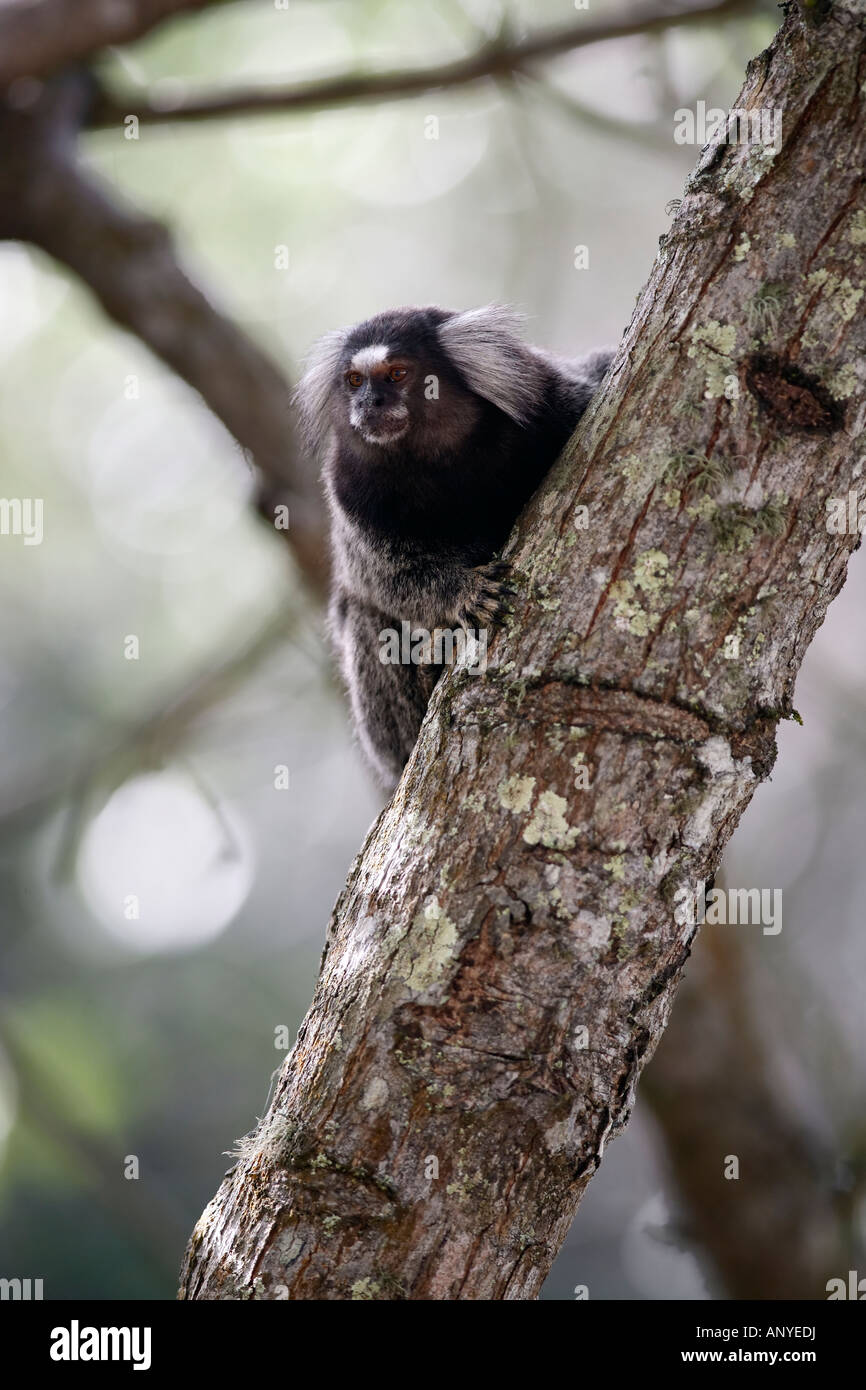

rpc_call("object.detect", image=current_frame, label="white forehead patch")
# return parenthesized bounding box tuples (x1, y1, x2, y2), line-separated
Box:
(350, 344, 391, 372)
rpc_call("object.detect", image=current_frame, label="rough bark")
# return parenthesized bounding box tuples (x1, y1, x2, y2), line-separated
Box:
(170, 2, 861, 1298)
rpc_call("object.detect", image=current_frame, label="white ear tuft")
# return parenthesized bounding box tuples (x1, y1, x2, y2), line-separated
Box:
(438, 304, 542, 424)
(293, 327, 348, 452)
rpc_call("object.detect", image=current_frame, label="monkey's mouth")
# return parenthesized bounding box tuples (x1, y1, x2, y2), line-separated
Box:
(351, 404, 409, 447)
(356, 418, 409, 446)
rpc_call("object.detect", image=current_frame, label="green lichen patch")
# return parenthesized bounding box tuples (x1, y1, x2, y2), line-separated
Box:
(633, 548, 671, 599)
(350, 1278, 382, 1300)
(827, 361, 859, 400)
(396, 896, 459, 993)
(610, 548, 674, 637)
(610, 578, 652, 636)
(498, 774, 536, 814)
(523, 790, 579, 850)
(687, 320, 738, 399)
(619, 451, 656, 502)
(805, 269, 864, 323)
(685, 494, 718, 523)
(831, 278, 863, 323)
(603, 854, 626, 882)
(848, 210, 866, 246)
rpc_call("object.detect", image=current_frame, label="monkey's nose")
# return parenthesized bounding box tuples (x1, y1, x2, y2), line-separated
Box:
(371, 392, 385, 408)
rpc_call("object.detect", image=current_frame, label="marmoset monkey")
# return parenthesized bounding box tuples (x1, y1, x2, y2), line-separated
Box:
(296, 304, 612, 790)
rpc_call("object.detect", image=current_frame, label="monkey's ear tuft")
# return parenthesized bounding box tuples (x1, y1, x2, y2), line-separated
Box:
(293, 327, 348, 451)
(438, 304, 542, 424)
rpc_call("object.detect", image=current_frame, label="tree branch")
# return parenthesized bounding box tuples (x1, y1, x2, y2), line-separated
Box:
(179, 3, 866, 1300)
(0, 71, 328, 594)
(0, 0, 227, 89)
(88, 0, 755, 128)
(645, 925, 861, 1297)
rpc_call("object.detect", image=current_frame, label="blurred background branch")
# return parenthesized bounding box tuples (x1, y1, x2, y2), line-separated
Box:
(0, 69, 328, 596)
(645, 917, 865, 1299)
(0, 0, 226, 86)
(86, 0, 753, 127)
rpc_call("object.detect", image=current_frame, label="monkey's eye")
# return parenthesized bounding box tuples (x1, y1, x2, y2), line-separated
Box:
(345, 370, 363, 389)
(387, 366, 408, 383)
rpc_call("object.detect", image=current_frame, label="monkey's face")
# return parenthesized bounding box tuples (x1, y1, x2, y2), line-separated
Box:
(342, 346, 415, 447)
(310, 307, 487, 460)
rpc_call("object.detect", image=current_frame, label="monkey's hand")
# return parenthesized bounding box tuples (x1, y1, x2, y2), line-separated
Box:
(454, 560, 514, 634)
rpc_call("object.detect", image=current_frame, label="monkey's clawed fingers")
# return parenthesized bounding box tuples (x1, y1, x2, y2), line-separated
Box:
(456, 560, 515, 632)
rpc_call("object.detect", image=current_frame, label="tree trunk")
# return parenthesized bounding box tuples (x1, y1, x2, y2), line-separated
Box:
(180, 4, 866, 1300)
